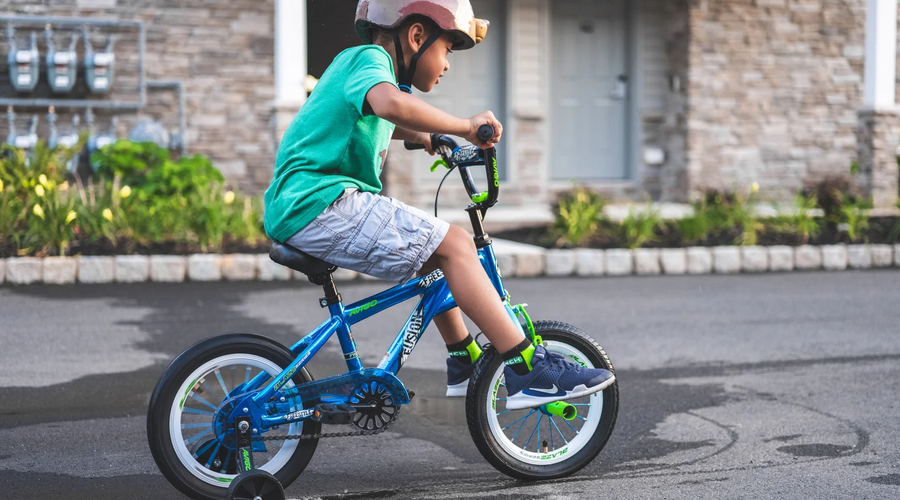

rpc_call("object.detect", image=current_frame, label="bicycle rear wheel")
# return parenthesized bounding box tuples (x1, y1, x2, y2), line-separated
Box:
(147, 334, 319, 500)
(466, 321, 618, 479)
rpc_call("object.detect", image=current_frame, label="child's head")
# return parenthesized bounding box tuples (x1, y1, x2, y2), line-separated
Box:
(355, 0, 490, 93)
(370, 16, 455, 93)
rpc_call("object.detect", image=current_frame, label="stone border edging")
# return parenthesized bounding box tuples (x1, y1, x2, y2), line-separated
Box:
(1, 243, 899, 285)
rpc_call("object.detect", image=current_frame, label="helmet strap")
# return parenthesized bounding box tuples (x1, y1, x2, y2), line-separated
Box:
(392, 28, 443, 95)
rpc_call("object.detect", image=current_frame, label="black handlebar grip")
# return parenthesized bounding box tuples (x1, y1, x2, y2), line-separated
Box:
(404, 141, 425, 151)
(477, 124, 494, 143)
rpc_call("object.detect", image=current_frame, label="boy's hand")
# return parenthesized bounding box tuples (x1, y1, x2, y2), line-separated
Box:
(417, 132, 437, 156)
(467, 111, 502, 149)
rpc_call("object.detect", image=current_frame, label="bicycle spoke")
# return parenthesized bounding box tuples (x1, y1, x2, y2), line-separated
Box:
(245, 366, 252, 385)
(181, 422, 213, 430)
(501, 410, 534, 431)
(184, 427, 213, 445)
(220, 450, 232, 473)
(193, 439, 217, 458)
(214, 369, 229, 395)
(204, 440, 223, 468)
(511, 410, 536, 441)
(575, 415, 587, 420)
(495, 409, 512, 416)
(562, 416, 579, 434)
(549, 416, 554, 449)
(550, 415, 569, 445)
(182, 407, 214, 416)
(189, 392, 219, 411)
(524, 413, 542, 449)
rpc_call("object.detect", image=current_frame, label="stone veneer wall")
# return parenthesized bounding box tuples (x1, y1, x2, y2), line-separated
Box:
(684, 0, 867, 200)
(0, 0, 276, 193)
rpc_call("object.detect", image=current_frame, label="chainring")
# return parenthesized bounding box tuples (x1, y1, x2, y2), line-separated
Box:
(348, 381, 398, 431)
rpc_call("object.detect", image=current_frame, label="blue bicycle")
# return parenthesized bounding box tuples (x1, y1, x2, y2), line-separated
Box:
(147, 127, 619, 500)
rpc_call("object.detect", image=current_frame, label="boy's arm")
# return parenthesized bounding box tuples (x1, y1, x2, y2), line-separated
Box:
(367, 82, 502, 148)
(392, 126, 435, 155)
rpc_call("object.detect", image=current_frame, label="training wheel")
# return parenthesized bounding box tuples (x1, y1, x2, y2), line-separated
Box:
(227, 469, 285, 500)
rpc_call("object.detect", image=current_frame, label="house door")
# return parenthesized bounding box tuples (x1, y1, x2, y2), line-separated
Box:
(550, 0, 629, 181)
(418, 0, 506, 177)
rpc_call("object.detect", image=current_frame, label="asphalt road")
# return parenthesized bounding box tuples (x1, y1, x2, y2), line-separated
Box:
(1, 271, 899, 499)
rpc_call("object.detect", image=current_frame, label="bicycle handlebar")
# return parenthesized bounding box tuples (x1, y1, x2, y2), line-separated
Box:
(403, 124, 499, 213)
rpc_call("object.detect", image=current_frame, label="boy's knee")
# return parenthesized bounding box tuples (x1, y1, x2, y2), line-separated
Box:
(434, 226, 476, 261)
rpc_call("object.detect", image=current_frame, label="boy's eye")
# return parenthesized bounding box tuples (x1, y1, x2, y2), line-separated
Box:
(447, 49, 453, 54)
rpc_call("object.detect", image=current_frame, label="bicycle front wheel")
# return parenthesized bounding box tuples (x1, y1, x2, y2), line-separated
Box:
(147, 334, 320, 500)
(466, 321, 619, 480)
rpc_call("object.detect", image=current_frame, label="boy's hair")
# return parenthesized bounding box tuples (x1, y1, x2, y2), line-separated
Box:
(369, 15, 439, 48)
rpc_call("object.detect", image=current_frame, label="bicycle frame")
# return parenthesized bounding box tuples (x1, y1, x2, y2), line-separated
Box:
(244, 239, 525, 430)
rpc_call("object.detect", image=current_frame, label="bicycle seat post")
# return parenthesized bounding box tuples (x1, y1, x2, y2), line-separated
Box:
(310, 271, 342, 309)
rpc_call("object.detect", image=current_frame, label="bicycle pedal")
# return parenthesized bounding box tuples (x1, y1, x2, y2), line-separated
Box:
(312, 403, 356, 425)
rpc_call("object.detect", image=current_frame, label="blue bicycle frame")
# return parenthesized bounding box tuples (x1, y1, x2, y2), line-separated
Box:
(239, 240, 525, 431)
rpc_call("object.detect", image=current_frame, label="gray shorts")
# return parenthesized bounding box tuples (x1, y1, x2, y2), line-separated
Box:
(285, 189, 450, 283)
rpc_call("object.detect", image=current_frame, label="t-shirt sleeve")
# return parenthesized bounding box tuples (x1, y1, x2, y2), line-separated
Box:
(344, 47, 398, 116)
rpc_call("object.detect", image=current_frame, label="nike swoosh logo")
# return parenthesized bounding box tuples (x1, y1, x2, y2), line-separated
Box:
(528, 384, 560, 395)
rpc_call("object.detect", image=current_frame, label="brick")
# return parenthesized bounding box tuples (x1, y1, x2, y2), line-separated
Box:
(713, 247, 741, 274)
(115, 256, 150, 283)
(605, 249, 633, 276)
(188, 254, 223, 281)
(151, 255, 187, 282)
(847, 245, 872, 269)
(634, 249, 661, 275)
(660, 248, 687, 275)
(687, 247, 712, 274)
(822, 245, 848, 271)
(740, 246, 768, 273)
(545, 250, 576, 277)
(42, 257, 77, 284)
(6, 257, 42, 285)
(257, 255, 292, 281)
(870, 244, 893, 268)
(794, 246, 823, 270)
(767, 246, 794, 272)
(575, 249, 605, 276)
(77, 256, 115, 283)
(222, 254, 257, 281)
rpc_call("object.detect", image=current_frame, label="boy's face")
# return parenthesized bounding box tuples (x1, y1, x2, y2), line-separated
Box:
(411, 33, 455, 93)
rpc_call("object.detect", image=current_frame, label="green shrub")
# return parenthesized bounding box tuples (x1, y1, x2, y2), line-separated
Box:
(838, 194, 872, 243)
(621, 205, 662, 249)
(771, 193, 821, 245)
(553, 187, 605, 247)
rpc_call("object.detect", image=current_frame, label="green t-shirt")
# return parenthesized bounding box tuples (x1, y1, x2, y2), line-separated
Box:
(264, 45, 397, 243)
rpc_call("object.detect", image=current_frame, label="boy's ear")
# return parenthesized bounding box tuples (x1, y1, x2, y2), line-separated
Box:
(406, 22, 427, 51)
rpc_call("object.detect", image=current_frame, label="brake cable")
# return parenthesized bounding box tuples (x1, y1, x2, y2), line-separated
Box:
(434, 163, 458, 217)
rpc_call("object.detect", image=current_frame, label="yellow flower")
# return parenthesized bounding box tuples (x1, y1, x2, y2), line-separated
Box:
(0, 179, 4, 191)
(38, 174, 48, 187)
(59, 181, 69, 191)
(750, 182, 760, 194)
(65, 210, 77, 224)
(102, 208, 113, 221)
(120, 185, 132, 199)
(33, 204, 45, 219)
(224, 191, 236, 205)
(35, 184, 45, 197)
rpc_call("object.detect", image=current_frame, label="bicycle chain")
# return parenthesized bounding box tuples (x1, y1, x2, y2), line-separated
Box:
(251, 390, 403, 442)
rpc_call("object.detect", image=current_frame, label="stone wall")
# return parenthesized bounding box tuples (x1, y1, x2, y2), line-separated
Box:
(0, 0, 276, 193)
(684, 0, 867, 200)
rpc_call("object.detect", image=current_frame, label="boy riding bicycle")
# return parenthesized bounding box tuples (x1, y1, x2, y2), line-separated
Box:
(264, 0, 614, 410)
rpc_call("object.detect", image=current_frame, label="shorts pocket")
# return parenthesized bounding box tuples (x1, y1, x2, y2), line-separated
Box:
(346, 198, 395, 258)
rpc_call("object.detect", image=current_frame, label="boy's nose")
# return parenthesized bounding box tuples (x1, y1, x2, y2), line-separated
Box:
(444, 61, 450, 71)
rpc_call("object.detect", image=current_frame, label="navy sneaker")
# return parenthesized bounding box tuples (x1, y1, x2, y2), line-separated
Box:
(446, 357, 476, 397)
(504, 344, 615, 410)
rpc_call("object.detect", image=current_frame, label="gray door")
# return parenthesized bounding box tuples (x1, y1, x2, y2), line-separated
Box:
(418, 0, 506, 177)
(551, 0, 628, 181)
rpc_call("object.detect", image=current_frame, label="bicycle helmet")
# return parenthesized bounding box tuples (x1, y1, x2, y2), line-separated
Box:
(355, 0, 489, 93)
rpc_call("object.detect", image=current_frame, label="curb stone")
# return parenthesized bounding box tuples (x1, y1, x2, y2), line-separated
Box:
(77, 256, 115, 283)
(575, 249, 605, 276)
(713, 247, 741, 274)
(847, 245, 872, 269)
(687, 247, 712, 274)
(768, 246, 794, 272)
(822, 245, 848, 271)
(634, 249, 661, 275)
(660, 248, 686, 275)
(43, 257, 77, 284)
(6, 257, 42, 285)
(115, 255, 149, 283)
(3, 242, 898, 286)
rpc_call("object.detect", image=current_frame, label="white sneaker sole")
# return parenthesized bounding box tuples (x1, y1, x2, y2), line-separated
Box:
(504, 375, 616, 410)
(446, 380, 468, 397)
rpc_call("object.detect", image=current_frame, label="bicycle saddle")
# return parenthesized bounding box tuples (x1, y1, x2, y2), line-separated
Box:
(269, 241, 337, 277)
